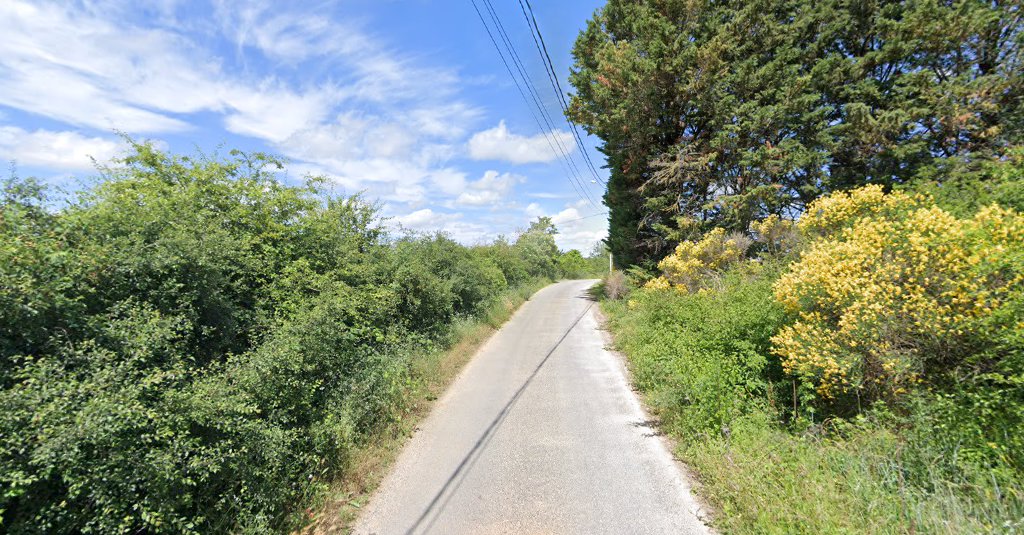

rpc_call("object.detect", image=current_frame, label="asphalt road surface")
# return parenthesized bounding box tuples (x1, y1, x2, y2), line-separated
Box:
(353, 280, 713, 535)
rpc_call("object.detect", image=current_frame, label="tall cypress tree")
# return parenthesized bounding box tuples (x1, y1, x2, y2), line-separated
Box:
(568, 0, 1023, 267)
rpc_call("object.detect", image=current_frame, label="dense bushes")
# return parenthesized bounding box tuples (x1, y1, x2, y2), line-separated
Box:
(569, 0, 1023, 267)
(604, 176, 1024, 532)
(0, 143, 586, 533)
(606, 263, 786, 439)
(645, 228, 752, 292)
(775, 186, 1024, 404)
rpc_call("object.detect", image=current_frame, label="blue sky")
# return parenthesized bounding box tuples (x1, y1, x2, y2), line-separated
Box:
(0, 0, 609, 251)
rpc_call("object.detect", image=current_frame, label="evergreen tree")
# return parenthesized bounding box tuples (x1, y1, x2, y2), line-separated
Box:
(569, 0, 1023, 267)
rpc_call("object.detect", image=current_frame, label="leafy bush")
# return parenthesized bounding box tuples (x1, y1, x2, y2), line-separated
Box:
(606, 263, 786, 439)
(611, 178, 1024, 533)
(607, 254, 1024, 533)
(556, 249, 588, 278)
(909, 148, 1024, 218)
(514, 217, 560, 280)
(0, 142, 565, 533)
(749, 214, 798, 255)
(646, 227, 752, 292)
(773, 187, 1024, 405)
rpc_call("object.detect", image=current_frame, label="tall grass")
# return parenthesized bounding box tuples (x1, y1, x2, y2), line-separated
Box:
(602, 266, 1024, 534)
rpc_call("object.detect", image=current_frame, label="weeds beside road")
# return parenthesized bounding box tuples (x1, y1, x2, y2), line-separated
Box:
(598, 181, 1024, 534)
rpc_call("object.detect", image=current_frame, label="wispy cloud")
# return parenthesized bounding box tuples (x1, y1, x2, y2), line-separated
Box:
(468, 120, 574, 164)
(0, 1, 335, 138)
(391, 208, 496, 244)
(0, 0, 607, 250)
(455, 170, 524, 207)
(0, 0, 483, 204)
(218, 6, 372, 63)
(526, 200, 608, 252)
(528, 192, 572, 199)
(0, 127, 124, 171)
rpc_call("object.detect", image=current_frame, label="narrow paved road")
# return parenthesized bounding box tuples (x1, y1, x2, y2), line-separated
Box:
(354, 280, 712, 535)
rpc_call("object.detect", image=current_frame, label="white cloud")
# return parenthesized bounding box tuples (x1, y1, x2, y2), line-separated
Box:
(468, 121, 574, 164)
(395, 208, 462, 229)
(220, 84, 339, 143)
(410, 103, 483, 139)
(0, 0, 495, 212)
(281, 112, 417, 161)
(295, 158, 430, 202)
(222, 7, 371, 63)
(429, 168, 468, 196)
(215, 0, 466, 105)
(390, 208, 495, 244)
(0, 127, 124, 170)
(0, 62, 189, 134)
(455, 170, 524, 207)
(527, 192, 571, 199)
(0, 1, 340, 139)
(0, 0, 598, 249)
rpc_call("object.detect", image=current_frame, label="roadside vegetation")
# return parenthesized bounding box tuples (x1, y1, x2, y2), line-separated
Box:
(573, 0, 1024, 532)
(0, 141, 603, 534)
(601, 168, 1023, 532)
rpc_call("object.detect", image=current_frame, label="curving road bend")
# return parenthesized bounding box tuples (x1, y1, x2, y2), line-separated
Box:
(353, 280, 713, 535)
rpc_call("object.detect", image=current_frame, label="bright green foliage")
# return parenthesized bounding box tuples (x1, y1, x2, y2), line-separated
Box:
(908, 147, 1024, 217)
(1, 177, 88, 377)
(557, 249, 588, 279)
(0, 142, 563, 534)
(514, 217, 560, 279)
(603, 175, 1024, 532)
(579, 0, 1024, 530)
(569, 0, 1023, 267)
(390, 234, 509, 326)
(685, 410, 1024, 534)
(604, 263, 787, 439)
(607, 259, 1024, 533)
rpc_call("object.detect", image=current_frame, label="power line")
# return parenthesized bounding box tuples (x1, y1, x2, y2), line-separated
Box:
(469, 0, 591, 205)
(518, 0, 604, 185)
(475, 0, 596, 206)
(556, 211, 608, 224)
(517, 0, 606, 186)
(468, 0, 593, 206)
(479, 0, 592, 201)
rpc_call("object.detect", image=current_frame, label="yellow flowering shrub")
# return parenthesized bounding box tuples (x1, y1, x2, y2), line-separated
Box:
(750, 214, 797, 253)
(644, 275, 674, 291)
(798, 184, 926, 237)
(773, 186, 1024, 400)
(645, 227, 751, 292)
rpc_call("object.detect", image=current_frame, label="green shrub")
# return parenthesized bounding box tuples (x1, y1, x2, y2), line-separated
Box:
(557, 249, 589, 278)
(605, 262, 787, 439)
(606, 181, 1024, 533)
(0, 141, 564, 533)
(908, 148, 1024, 218)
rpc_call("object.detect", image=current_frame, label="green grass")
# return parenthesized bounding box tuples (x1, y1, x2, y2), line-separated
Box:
(601, 267, 1024, 534)
(685, 413, 1024, 534)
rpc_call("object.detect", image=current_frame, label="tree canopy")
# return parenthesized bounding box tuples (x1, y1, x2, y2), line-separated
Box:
(569, 0, 1023, 266)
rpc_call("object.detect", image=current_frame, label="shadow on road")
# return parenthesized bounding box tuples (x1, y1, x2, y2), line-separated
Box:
(403, 302, 594, 535)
